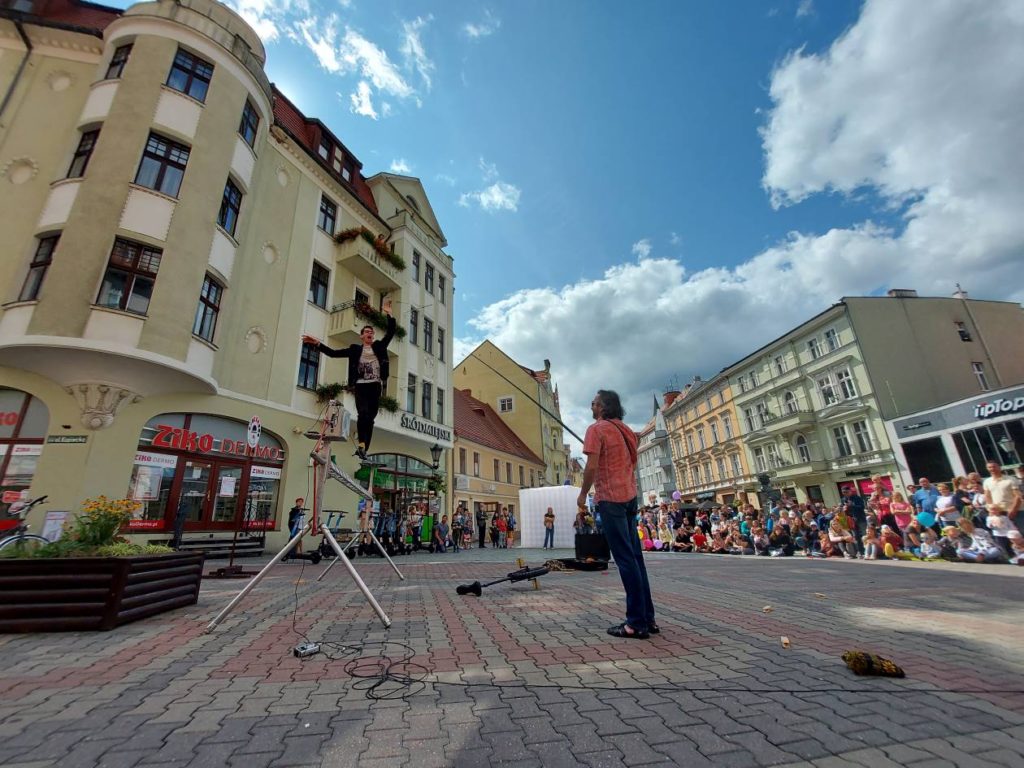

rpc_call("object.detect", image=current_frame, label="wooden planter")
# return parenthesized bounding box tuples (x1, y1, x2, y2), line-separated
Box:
(0, 552, 204, 632)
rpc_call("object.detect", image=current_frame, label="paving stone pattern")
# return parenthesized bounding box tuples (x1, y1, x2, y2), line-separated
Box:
(1, 548, 1022, 767)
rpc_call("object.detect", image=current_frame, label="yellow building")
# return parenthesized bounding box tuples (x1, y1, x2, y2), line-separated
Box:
(452, 389, 546, 541)
(0, 0, 453, 552)
(453, 340, 571, 486)
(664, 375, 757, 507)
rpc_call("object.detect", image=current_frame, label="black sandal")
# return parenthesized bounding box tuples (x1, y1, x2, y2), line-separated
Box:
(649, 623, 661, 635)
(607, 623, 649, 640)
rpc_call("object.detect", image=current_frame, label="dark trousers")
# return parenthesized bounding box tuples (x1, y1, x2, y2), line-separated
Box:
(478, 523, 487, 548)
(853, 518, 867, 556)
(354, 381, 382, 449)
(543, 527, 554, 548)
(599, 497, 656, 633)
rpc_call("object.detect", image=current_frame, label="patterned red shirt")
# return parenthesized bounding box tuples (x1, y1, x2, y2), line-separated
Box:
(582, 419, 638, 503)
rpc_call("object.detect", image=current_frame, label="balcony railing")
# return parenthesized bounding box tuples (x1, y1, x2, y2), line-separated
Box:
(335, 233, 402, 290)
(829, 449, 891, 470)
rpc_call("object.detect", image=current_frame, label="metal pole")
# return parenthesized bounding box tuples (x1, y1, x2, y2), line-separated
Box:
(320, 524, 391, 627)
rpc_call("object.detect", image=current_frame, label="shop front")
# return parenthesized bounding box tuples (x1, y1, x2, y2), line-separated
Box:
(0, 388, 48, 514)
(125, 413, 284, 534)
(886, 384, 1024, 484)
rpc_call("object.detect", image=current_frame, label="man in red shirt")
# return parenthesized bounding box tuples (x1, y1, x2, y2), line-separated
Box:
(577, 390, 657, 640)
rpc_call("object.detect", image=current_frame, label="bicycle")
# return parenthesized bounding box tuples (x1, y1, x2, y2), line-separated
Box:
(0, 495, 49, 554)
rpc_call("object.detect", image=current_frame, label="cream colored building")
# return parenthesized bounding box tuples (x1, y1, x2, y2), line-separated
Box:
(452, 388, 546, 538)
(0, 0, 454, 551)
(453, 340, 571, 486)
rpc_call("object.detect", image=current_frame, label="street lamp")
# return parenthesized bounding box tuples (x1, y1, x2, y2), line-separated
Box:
(998, 435, 1017, 460)
(429, 442, 442, 470)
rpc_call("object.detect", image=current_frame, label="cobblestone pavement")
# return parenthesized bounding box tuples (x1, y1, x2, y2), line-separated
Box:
(1, 547, 1022, 767)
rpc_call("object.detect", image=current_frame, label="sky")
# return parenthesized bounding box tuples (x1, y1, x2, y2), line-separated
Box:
(111, 0, 1024, 448)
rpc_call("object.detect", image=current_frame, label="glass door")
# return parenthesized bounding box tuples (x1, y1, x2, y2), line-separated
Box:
(180, 459, 212, 528)
(211, 463, 244, 530)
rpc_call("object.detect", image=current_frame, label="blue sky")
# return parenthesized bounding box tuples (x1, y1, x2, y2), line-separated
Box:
(109, 0, 1024, 440)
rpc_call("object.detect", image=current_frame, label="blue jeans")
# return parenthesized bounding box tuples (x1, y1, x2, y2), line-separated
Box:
(544, 527, 554, 548)
(599, 498, 655, 632)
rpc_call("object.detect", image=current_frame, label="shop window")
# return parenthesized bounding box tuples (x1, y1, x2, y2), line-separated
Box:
(317, 195, 336, 235)
(166, 48, 213, 102)
(308, 262, 329, 309)
(105, 44, 132, 79)
(66, 129, 99, 179)
(0, 389, 48, 506)
(904, 437, 953, 484)
(96, 238, 162, 316)
(298, 342, 319, 390)
(135, 133, 189, 198)
(238, 100, 259, 147)
(218, 178, 243, 237)
(19, 235, 59, 302)
(192, 274, 223, 343)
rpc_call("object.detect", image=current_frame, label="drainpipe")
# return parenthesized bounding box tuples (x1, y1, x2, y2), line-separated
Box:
(0, 21, 33, 126)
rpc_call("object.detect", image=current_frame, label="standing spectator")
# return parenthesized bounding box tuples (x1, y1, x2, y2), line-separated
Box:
(935, 483, 961, 529)
(409, 504, 423, 551)
(451, 507, 464, 553)
(476, 505, 488, 548)
(490, 510, 501, 548)
(842, 486, 867, 557)
(577, 389, 656, 640)
(284, 497, 306, 560)
(543, 506, 556, 549)
(984, 460, 1023, 544)
(913, 477, 940, 531)
(506, 509, 517, 548)
(890, 491, 914, 535)
(496, 509, 508, 548)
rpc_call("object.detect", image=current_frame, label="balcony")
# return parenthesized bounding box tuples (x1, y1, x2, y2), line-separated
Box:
(762, 408, 816, 431)
(658, 454, 674, 468)
(327, 302, 364, 346)
(335, 234, 402, 291)
(829, 450, 893, 471)
(772, 460, 830, 480)
(651, 429, 669, 443)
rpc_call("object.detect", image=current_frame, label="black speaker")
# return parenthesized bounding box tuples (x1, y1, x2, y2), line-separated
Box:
(575, 533, 610, 561)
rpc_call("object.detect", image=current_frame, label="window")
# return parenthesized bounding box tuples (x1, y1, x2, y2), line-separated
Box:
(409, 308, 418, 345)
(331, 146, 344, 176)
(807, 338, 822, 359)
(710, 421, 720, 444)
(774, 355, 786, 376)
(191, 274, 222, 342)
(753, 447, 766, 473)
(836, 368, 857, 400)
(716, 457, 726, 481)
(406, 374, 417, 412)
(756, 402, 770, 426)
(955, 321, 972, 342)
(825, 328, 840, 351)
(317, 195, 336, 235)
(412, 251, 421, 283)
(439, 274, 446, 304)
(422, 381, 432, 420)
(96, 238, 161, 315)
(342, 158, 354, 183)
(317, 137, 330, 161)
(238, 100, 259, 147)
(730, 453, 742, 477)
(852, 420, 873, 453)
(722, 414, 733, 439)
(499, 397, 513, 412)
(766, 444, 782, 468)
(166, 48, 213, 102)
(458, 447, 466, 474)
(134, 133, 189, 198)
(18, 235, 58, 301)
(692, 464, 702, 485)
(105, 44, 132, 79)
(743, 408, 756, 432)
(972, 362, 990, 391)
(473, 452, 480, 477)
(738, 377, 747, 393)
(425, 263, 434, 294)
(438, 328, 445, 362)
(686, 433, 695, 453)
(697, 427, 706, 450)
(504, 462, 511, 484)
(519, 465, 525, 486)
(308, 262, 329, 309)
(423, 317, 433, 354)
(493, 459, 500, 481)
(795, 435, 811, 463)
(529, 468, 535, 487)
(703, 461, 713, 481)
(66, 130, 99, 178)
(217, 178, 242, 236)
(833, 426, 852, 457)
(436, 388, 444, 423)
(354, 288, 369, 306)
(818, 375, 837, 406)
(750, 370, 759, 388)
(297, 342, 319, 390)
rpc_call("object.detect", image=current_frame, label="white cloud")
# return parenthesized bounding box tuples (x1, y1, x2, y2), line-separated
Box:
(669, 232, 682, 246)
(350, 81, 377, 119)
(478, 157, 499, 181)
(435, 173, 457, 186)
(401, 16, 435, 91)
(459, 181, 521, 212)
(224, 0, 309, 42)
(631, 239, 652, 259)
(463, 10, 501, 39)
(390, 158, 412, 173)
(796, 0, 813, 18)
(456, 0, 1024, 441)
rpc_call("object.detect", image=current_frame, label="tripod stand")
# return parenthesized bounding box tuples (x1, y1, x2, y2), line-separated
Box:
(316, 499, 404, 583)
(205, 401, 397, 632)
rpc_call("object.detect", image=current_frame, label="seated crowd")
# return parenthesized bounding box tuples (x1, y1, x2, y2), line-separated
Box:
(638, 468, 1024, 565)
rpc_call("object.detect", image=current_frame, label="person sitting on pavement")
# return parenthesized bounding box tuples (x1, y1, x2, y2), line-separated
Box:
(828, 518, 857, 559)
(769, 525, 794, 557)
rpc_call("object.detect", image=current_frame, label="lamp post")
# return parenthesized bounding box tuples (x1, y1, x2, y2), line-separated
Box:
(429, 442, 442, 470)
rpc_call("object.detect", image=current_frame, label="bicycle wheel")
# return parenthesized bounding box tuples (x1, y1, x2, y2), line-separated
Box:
(0, 534, 49, 554)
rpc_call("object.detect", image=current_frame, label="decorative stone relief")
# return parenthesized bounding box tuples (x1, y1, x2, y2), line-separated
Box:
(64, 383, 142, 430)
(262, 242, 279, 264)
(245, 326, 268, 354)
(47, 71, 74, 92)
(2, 157, 38, 185)
(276, 167, 290, 187)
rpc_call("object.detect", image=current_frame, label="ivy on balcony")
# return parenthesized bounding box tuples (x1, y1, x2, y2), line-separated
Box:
(331, 300, 407, 340)
(334, 226, 407, 271)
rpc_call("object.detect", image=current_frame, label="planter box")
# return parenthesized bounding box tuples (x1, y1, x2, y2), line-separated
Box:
(0, 552, 204, 632)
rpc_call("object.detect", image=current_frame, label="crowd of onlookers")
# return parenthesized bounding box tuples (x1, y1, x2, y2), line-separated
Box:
(633, 464, 1024, 565)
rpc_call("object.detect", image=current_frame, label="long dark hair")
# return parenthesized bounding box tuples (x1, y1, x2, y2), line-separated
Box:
(595, 389, 625, 420)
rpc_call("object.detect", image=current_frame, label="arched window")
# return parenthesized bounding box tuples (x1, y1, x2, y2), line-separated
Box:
(784, 391, 798, 414)
(794, 434, 811, 463)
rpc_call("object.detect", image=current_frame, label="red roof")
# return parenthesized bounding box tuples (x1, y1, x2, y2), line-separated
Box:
(18, 0, 121, 32)
(454, 389, 545, 466)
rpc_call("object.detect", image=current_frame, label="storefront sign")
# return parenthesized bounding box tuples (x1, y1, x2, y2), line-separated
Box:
(974, 396, 1024, 420)
(0, 412, 19, 426)
(2, 490, 24, 504)
(398, 413, 452, 444)
(47, 435, 88, 444)
(12, 445, 41, 456)
(250, 465, 281, 480)
(151, 423, 285, 461)
(40, 511, 68, 542)
(134, 451, 179, 469)
(247, 416, 262, 449)
(219, 476, 237, 497)
(132, 466, 161, 500)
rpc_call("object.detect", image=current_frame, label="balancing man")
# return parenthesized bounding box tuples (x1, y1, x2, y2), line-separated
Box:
(577, 389, 657, 640)
(303, 297, 395, 459)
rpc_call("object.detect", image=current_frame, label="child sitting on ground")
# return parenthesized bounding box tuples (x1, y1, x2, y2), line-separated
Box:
(956, 518, 1005, 564)
(919, 528, 942, 560)
(862, 525, 880, 560)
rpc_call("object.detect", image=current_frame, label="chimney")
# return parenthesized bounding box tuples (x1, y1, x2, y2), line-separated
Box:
(663, 390, 681, 408)
(543, 359, 551, 372)
(887, 289, 918, 298)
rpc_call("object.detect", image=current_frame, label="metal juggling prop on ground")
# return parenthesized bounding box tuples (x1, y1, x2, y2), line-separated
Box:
(456, 565, 550, 596)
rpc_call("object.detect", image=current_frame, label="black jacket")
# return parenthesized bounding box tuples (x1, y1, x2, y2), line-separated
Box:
(317, 315, 396, 386)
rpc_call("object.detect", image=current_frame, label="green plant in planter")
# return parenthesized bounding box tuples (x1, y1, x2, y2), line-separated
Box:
(334, 227, 407, 271)
(315, 382, 346, 404)
(76, 496, 139, 547)
(427, 474, 447, 494)
(379, 395, 400, 413)
(353, 302, 407, 340)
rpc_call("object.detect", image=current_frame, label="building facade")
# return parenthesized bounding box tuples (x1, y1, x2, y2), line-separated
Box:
(453, 340, 570, 486)
(0, 0, 454, 549)
(636, 395, 677, 504)
(452, 388, 546, 530)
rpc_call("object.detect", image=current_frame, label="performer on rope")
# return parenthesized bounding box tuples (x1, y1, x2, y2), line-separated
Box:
(302, 297, 396, 460)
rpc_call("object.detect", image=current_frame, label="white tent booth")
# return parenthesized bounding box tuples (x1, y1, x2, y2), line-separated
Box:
(518, 486, 582, 548)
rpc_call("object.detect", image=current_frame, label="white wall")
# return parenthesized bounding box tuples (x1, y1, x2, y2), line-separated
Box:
(518, 485, 580, 548)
